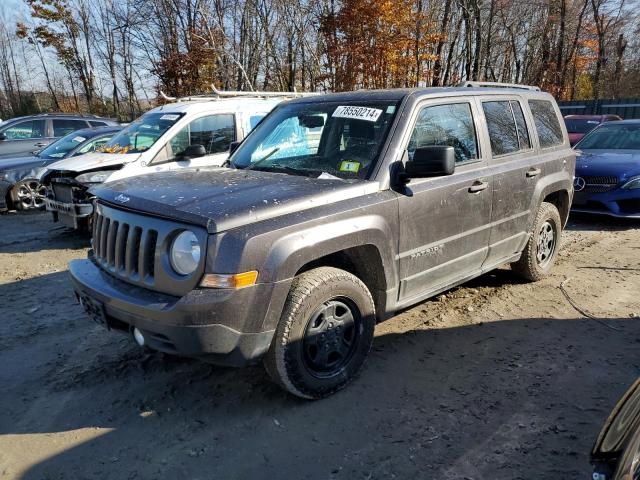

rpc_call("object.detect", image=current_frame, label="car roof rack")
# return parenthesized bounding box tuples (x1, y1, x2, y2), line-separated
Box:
(458, 81, 541, 92)
(159, 85, 319, 102)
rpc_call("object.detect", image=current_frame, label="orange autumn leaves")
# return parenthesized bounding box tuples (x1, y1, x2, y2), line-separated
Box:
(322, 0, 443, 91)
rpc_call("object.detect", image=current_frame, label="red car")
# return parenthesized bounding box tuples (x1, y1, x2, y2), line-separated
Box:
(564, 114, 623, 146)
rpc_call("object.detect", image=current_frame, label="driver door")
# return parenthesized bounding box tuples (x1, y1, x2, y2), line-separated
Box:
(151, 114, 237, 172)
(396, 99, 493, 304)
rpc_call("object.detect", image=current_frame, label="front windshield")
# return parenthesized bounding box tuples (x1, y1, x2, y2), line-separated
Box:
(99, 112, 184, 154)
(565, 118, 601, 134)
(231, 101, 400, 180)
(39, 131, 89, 159)
(576, 124, 640, 150)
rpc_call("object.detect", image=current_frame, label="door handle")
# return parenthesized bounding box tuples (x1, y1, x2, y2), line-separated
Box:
(468, 180, 489, 193)
(34, 142, 47, 148)
(526, 167, 541, 178)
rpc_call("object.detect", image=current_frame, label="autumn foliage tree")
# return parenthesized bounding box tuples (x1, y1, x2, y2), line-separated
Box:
(322, 0, 440, 91)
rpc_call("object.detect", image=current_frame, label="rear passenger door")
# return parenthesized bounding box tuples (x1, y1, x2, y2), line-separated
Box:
(480, 97, 539, 266)
(397, 99, 492, 304)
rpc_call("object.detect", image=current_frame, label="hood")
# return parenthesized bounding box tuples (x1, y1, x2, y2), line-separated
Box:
(92, 167, 381, 233)
(46, 151, 141, 173)
(0, 156, 46, 172)
(576, 150, 640, 181)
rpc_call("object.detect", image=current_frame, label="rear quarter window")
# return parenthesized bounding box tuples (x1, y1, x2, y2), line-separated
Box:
(528, 100, 564, 148)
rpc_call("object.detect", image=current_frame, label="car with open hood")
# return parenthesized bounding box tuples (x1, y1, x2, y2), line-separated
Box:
(67, 83, 575, 398)
(0, 126, 121, 212)
(572, 120, 640, 218)
(43, 93, 294, 229)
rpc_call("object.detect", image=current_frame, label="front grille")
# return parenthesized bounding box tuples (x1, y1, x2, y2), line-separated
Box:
(582, 175, 619, 193)
(89, 202, 207, 297)
(52, 182, 75, 203)
(93, 209, 158, 284)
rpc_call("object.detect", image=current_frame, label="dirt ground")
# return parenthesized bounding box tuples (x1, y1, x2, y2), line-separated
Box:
(0, 211, 639, 480)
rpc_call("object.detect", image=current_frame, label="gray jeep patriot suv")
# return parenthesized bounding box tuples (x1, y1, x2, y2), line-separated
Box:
(68, 84, 574, 399)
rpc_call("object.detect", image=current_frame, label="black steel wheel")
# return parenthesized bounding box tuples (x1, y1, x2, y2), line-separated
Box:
(302, 298, 362, 377)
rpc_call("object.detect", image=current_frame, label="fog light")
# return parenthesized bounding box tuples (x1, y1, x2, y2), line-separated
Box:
(133, 327, 145, 346)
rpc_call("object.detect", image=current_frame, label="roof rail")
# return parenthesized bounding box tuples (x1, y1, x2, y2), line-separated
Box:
(160, 85, 319, 102)
(458, 81, 541, 92)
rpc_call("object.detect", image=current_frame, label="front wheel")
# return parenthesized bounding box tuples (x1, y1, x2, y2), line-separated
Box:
(264, 267, 376, 399)
(12, 179, 47, 210)
(512, 201, 562, 281)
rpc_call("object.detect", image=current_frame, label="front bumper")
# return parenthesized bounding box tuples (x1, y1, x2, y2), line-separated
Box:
(46, 198, 94, 227)
(68, 258, 280, 366)
(572, 188, 640, 219)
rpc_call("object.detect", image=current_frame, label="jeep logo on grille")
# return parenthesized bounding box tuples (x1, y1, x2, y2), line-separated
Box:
(574, 177, 586, 192)
(114, 194, 130, 203)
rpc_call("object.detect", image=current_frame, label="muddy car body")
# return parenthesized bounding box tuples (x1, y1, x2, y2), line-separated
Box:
(68, 85, 575, 398)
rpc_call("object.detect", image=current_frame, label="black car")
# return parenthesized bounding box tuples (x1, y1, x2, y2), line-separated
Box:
(0, 113, 118, 159)
(0, 126, 121, 211)
(68, 84, 575, 399)
(592, 378, 640, 479)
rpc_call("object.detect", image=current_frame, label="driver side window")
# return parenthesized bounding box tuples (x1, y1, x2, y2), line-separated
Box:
(154, 114, 236, 164)
(170, 114, 236, 158)
(408, 103, 479, 164)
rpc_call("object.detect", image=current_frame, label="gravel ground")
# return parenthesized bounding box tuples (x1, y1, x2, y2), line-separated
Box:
(1, 211, 639, 480)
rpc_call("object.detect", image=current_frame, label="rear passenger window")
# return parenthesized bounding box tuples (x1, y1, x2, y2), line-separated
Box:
(528, 100, 564, 148)
(407, 103, 478, 164)
(53, 119, 88, 137)
(482, 101, 519, 156)
(89, 121, 108, 127)
(511, 101, 531, 149)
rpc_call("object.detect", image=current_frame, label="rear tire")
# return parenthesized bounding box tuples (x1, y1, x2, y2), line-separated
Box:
(264, 267, 376, 399)
(512, 201, 562, 281)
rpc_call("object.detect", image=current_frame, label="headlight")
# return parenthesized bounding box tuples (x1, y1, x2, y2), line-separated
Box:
(621, 176, 640, 190)
(75, 170, 113, 184)
(170, 230, 201, 275)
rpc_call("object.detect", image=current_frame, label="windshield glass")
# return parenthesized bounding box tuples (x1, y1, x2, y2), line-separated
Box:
(576, 123, 640, 150)
(99, 112, 184, 154)
(565, 118, 601, 134)
(231, 101, 400, 180)
(39, 131, 89, 159)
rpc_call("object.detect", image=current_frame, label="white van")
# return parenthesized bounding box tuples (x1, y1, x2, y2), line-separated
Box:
(44, 94, 294, 229)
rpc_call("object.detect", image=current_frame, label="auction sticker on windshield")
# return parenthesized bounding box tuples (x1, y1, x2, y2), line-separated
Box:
(332, 106, 382, 122)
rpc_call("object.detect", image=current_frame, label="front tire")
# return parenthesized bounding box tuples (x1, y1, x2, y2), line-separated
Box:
(512, 201, 562, 281)
(264, 267, 376, 399)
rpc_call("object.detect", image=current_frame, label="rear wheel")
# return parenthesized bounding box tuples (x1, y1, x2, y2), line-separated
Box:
(512, 201, 562, 281)
(264, 267, 375, 399)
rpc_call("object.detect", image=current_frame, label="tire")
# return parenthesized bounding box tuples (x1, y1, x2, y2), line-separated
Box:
(12, 179, 47, 211)
(512, 201, 562, 281)
(264, 267, 376, 399)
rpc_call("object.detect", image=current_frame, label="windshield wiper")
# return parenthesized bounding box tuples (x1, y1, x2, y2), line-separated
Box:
(244, 147, 280, 170)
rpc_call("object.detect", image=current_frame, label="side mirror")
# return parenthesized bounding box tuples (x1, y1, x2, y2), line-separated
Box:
(0, 133, 6, 141)
(229, 141, 241, 155)
(180, 144, 206, 160)
(402, 146, 455, 182)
